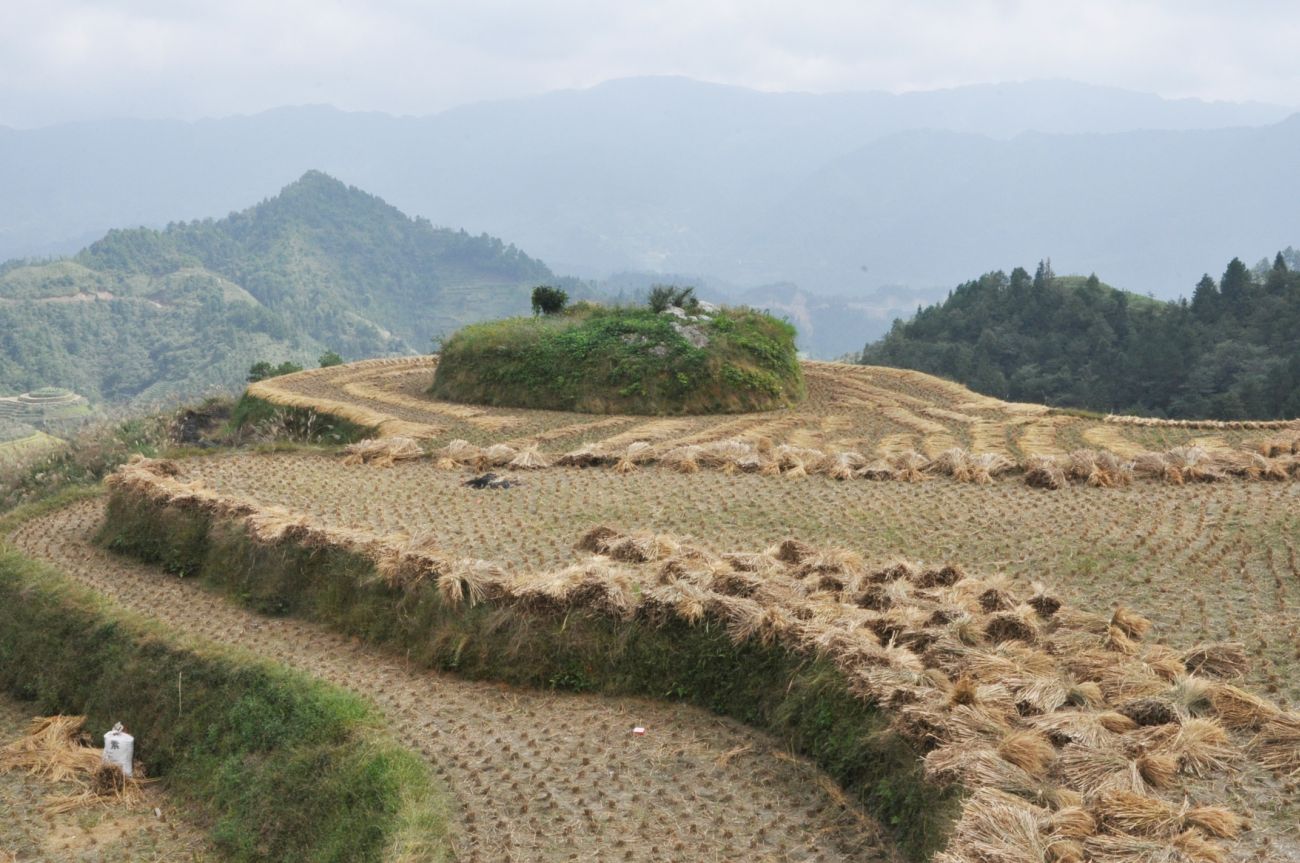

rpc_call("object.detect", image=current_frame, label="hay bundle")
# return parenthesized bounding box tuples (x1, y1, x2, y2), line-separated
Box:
(1179, 643, 1248, 679)
(1083, 831, 1228, 863)
(890, 450, 930, 482)
(602, 531, 680, 563)
(1252, 712, 1300, 776)
(343, 436, 424, 466)
(995, 729, 1058, 777)
(698, 439, 756, 470)
(925, 744, 1044, 797)
(985, 612, 1038, 644)
(1026, 710, 1136, 749)
(931, 788, 1052, 863)
(1091, 789, 1185, 837)
(0, 715, 145, 812)
(1166, 446, 1227, 483)
(660, 445, 702, 473)
(437, 558, 506, 607)
(915, 563, 965, 588)
(440, 439, 482, 466)
(613, 441, 652, 473)
(507, 445, 551, 470)
(1139, 718, 1238, 777)
(513, 560, 639, 618)
(857, 459, 897, 481)
(1207, 683, 1282, 731)
(795, 548, 865, 581)
(931, 448, 1015, 484)
(1066, 449, 1132, 488)
(556, 443, 608, 467)
(480, 443, 518, 466)
(0, 716, 100, 782)
(826, 450, 866, 481)
(1110, 606, 1153, 640)
(1025, 455, 1069, 490)
(1091, 791, 1244, 845)
(575, 525, 621, 553)
(771, 538, 816, 565)
(642, 579, 711, 624)
(774, 444, 827, 474)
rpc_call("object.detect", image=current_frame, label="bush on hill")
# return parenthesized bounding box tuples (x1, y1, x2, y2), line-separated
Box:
(430, 303, 804, 415)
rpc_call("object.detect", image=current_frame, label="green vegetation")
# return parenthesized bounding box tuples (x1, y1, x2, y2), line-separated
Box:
(529, 285, 568, 316)
(0, 496, 450, 863)
(228, 393, 373, 446)
(646, 284, 698, 314)
(431, 302, 805, 414)
(99, 491, 963, 861)
(0, 412, 175, 511)
(860, 255, 1300, 419)
(0, 171, 571, 406)
(318, 351, 344, 368)
(247, 360, 305, 383)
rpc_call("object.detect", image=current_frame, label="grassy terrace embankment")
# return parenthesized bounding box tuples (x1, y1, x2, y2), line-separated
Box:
(100, 480, 960, 861)
(0, 493, 450, 863)
(430, 304, 805, 414)
(97, 454, 1300, 862)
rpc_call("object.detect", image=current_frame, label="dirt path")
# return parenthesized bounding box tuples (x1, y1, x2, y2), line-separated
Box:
(9, 500, 897, 863)
(0, 695, 213, 863)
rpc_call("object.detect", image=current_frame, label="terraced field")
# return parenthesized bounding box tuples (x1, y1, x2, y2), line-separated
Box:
(0, 430, 63, 469)
(6, 357, 1298, 862)
(247, 357, 1298, 462)
(179, 451, 1300, 706)
(9, 500, 894, 863)
(99, 451, 1300, 863)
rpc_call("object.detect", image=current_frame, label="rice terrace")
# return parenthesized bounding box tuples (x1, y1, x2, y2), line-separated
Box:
(3, 342, 1295, 863)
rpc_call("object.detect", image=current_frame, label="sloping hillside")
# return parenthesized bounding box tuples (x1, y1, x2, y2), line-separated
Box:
(0, 172, 563, 404)
(859, 259, 1300, 420)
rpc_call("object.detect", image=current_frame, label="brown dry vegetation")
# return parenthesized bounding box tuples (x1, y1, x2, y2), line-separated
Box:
(8, 356, 1300, 861)
(10, 499, 897, 863)
(0, 697, 212, 862)
(174, 450, 1300, 705)
(94, 457, 1300, 862)
(245, 357, 1299, 487)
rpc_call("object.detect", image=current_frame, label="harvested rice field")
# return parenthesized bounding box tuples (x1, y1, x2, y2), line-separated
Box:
(94, 450, 1300, 863)
(181, 452, 1300, 706)
(6, 355, 1298, 862)
(247, 357, 1299, 466)
(0, 697, 212, 863)
(9, 500, 897, 863)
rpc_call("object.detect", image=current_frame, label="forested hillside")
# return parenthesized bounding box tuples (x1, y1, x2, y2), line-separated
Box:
(859, 253, 1300, 420)
(0, 171, 562, 405)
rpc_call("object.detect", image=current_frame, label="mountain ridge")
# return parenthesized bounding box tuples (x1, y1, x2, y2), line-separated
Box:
(0, 172, 561, 405)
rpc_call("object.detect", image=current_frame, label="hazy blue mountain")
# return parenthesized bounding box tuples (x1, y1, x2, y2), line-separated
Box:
(741, 115, 1300, 296)
(1, 77, 1295, 326)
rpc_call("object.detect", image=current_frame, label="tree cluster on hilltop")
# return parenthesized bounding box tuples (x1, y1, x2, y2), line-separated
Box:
(859, 252, 1300, 420)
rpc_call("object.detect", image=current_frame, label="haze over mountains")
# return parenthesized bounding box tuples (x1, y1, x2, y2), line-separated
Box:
(3, 77, 1297, 357)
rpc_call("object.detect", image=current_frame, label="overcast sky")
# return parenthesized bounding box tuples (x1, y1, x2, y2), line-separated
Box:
(3, 1, 1298, 128)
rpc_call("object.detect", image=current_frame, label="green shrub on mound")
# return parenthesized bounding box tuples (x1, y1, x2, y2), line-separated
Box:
(429, 304, 805, 414)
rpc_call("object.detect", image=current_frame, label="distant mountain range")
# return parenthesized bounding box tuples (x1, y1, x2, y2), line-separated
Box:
(0, 173, 559, 405)
(3, 78, 1296, 357)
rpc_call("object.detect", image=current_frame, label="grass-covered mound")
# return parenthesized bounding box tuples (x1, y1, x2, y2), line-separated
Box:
(429, 303, 805, 414)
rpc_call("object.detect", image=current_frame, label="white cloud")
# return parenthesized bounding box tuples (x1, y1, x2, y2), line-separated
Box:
(1, 0, 1297, 127)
